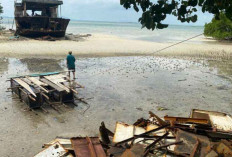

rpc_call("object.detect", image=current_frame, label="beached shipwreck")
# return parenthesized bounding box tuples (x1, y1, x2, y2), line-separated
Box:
(14, 0, 70, 37)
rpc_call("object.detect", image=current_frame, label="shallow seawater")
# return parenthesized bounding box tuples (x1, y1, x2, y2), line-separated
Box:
(0, 56, 232, 157)
(205, 59, 232, 78)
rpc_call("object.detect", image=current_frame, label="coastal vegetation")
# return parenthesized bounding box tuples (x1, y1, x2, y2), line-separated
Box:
(120, 0, 232, 30)
(0, 3, 4, 31)
(204, 13, 232, 40)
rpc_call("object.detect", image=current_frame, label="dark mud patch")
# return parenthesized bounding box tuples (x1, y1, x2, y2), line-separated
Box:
(20, 58, 63, 73)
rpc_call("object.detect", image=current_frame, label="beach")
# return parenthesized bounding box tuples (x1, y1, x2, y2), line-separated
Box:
(0, 33, 232, 59)
(1, 19, 232, 59)
(0, 20, 232, 156)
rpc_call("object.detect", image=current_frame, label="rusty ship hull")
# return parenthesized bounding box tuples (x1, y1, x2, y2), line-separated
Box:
(15, 17, 70, 37)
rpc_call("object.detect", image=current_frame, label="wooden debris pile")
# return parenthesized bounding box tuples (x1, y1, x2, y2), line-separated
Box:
(34, 109, 232, 157)
(8, 72, 85, 112)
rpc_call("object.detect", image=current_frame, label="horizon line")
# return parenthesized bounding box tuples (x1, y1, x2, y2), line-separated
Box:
(1, 16, 205, 27)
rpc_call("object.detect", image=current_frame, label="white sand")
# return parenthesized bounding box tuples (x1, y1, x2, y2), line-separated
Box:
(0, 33, 232, 58)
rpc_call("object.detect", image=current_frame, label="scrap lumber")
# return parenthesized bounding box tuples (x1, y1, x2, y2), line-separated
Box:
(27, 77, 49, 93)
(43, 138, 73, 150)
(14, 78, 37, 97)
(34, 142, 68, 157)
(40, 78, 65, 92)
(43, 75, 70, 92)
(28, 77, 48, 86)
(10, 72, 84, 110)
(115, 124, 170, 146)
(113, 122, 146, 144)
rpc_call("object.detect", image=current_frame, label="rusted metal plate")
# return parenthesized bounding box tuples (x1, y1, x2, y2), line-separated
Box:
(71, 137, 106, 157)
(121, 144, 145, 157)
(164, 116, 209, 125)
(216, 140, 232, 156)
(34, 142, 68, 157)
(174, 129, 211, 157)
(191, 109, 232, 132)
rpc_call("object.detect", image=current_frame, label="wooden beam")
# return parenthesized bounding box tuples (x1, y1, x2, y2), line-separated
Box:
(40, 78, 65, 92)
(14, 78, 37, 97)
(27, 77, 49, 93)
(23, 2, 27, 16)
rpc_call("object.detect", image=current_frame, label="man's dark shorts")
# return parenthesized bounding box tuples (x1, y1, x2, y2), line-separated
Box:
(69, 68, 75, 72)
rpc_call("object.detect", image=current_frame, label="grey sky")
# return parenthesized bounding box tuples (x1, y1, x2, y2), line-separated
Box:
(1, 0, 213, 25)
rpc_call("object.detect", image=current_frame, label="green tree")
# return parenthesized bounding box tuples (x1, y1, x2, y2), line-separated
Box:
(120, 0, 232, 30)
(0, 3, 3, 30)
(204, 13, 232, 40)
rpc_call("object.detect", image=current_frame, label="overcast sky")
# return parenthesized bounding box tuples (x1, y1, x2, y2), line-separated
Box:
(1, 0, 213, 25)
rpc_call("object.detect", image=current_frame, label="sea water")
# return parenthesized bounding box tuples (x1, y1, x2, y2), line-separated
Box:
(1, 18, 204, 43)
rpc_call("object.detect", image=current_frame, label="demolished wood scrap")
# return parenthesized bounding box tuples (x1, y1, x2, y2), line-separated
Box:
(9, 72, 85, 111)
(14, 78, 37, 97)
(35, 142, 71, 157)
(35, 109, 232, 157)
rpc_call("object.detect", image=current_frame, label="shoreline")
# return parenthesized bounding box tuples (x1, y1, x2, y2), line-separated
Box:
(0, 33, 232, 59)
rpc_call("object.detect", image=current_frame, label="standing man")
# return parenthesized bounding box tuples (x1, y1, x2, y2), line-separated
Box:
(67, 51, 76, 80)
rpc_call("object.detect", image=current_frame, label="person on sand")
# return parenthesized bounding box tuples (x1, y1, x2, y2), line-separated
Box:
(66, 51, 76, 80)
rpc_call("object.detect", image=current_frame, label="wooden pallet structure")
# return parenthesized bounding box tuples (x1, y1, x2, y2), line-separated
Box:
(8, 72, 85, 111)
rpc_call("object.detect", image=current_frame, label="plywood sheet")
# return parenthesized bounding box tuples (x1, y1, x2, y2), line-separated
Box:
(34, 142, 67, 157)
(113, 122, 145, 143)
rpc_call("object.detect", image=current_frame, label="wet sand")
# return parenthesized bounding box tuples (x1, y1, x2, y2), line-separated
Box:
(0, 56, 232, 156)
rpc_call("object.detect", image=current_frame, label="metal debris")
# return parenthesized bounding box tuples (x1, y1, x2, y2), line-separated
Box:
(71, 137, 106, 157)
(35, 109, 232, 157)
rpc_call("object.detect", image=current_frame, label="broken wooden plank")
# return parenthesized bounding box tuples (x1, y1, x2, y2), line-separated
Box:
(40, 78, 65, 92)
(28, 77, 48, 86)
(26, 77, 50, 93)
(44, 75, 67, 83)
(14, 78, 37, 97)
(43, 75, 70, 93)
(43, 138, 73, 150)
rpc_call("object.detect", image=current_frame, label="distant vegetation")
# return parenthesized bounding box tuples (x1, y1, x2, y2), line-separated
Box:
(204, 13, 232, 40)
(0, 3, 4, 31)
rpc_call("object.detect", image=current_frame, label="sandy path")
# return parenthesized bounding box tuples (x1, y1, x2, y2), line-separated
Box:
(0, 34, 232, 58)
